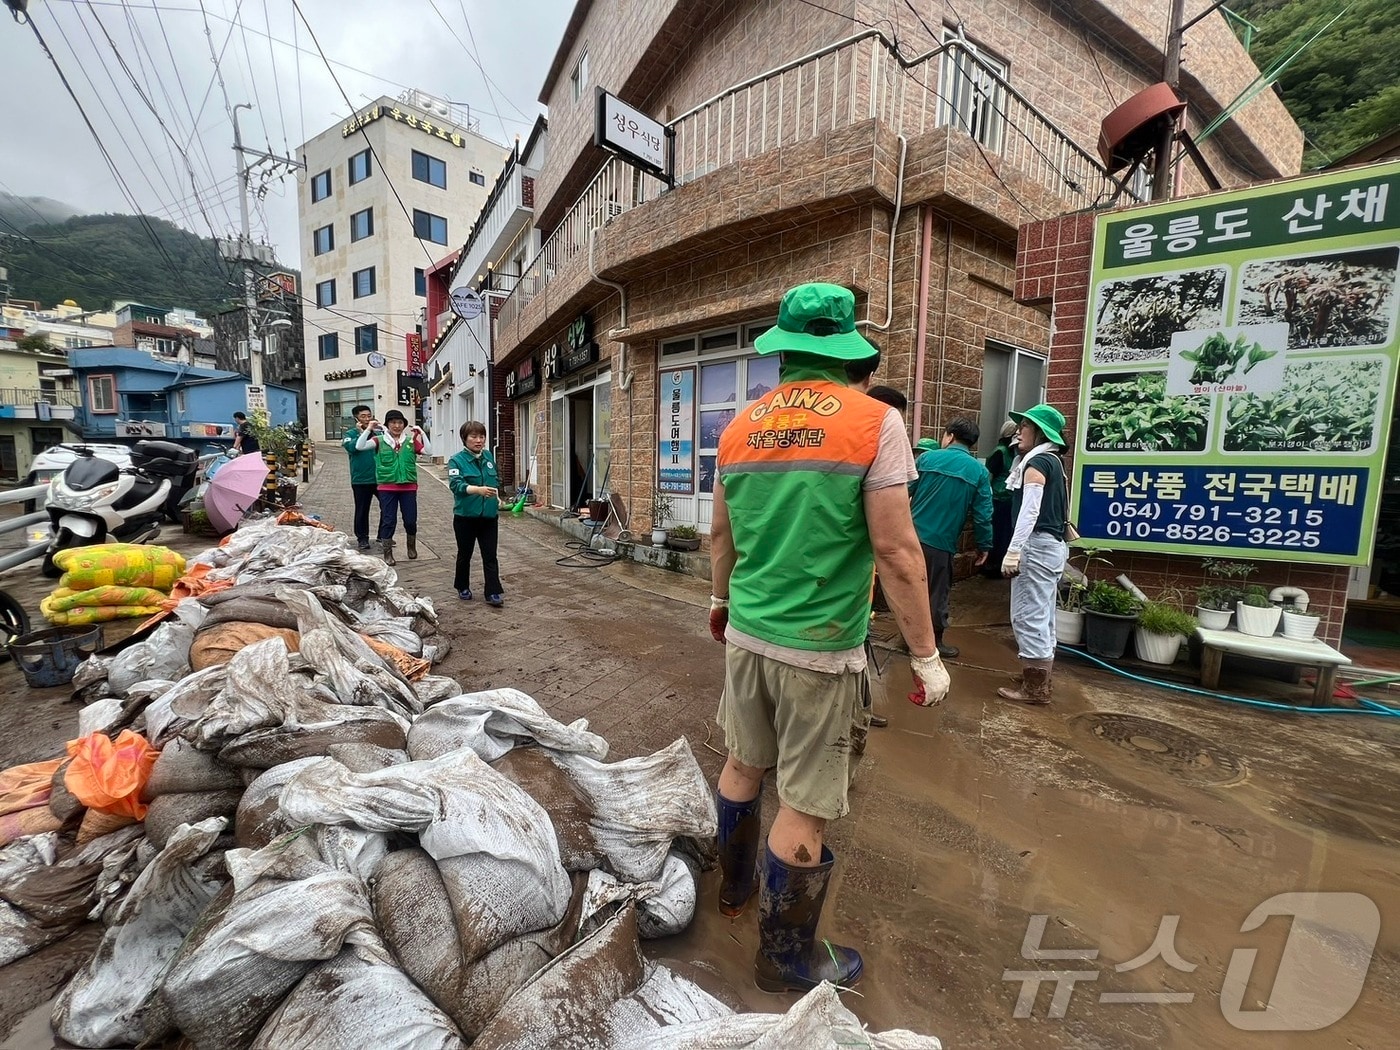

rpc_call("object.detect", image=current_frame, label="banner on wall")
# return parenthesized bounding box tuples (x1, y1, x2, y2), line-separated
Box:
(1072, 160, 1400, 565)
(657, 366, 695, 494)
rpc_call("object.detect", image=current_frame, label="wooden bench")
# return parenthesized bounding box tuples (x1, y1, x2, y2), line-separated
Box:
(1195, 627, 1352, 707)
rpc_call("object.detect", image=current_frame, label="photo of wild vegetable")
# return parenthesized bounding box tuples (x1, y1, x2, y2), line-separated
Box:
(1223, 359, 1384, 453)
(1179, 331, 1278, 385)
(1236, 247, 1398, 350)
(1091, 267, 1227, 364)
(1086, 371, 1210, 452)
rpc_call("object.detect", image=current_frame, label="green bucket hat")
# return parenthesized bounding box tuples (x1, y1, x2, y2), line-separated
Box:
(1009, 403, 1066, 446)
(753, 283, 879, 360)
(914, 437, 940, 453)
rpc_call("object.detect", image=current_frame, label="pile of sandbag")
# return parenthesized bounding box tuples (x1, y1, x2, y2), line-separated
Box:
(41, 544, 186, 625)
(4, 521, 942, 1049)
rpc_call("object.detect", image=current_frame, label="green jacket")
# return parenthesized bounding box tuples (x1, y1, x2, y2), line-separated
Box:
(342, 426, 378, 485)
(448, 448, 500, 518)
(908, 443, 994, 553)
(368, 432, 421, 485)
(986, 438, 1016, 503)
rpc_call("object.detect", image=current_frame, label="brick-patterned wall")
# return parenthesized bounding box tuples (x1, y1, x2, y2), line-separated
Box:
(1015, 212, 1352, 645)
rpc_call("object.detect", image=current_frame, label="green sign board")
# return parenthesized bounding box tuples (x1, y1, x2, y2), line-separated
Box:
(1072, 160, 1400, 565)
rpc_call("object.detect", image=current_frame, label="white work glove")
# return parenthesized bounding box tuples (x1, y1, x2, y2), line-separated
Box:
(908, 652, 950, 707)
(1002, 550, 1022, 577)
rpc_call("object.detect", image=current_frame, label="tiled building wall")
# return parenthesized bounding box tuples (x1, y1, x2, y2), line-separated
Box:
(1015, 212, 1351, 645)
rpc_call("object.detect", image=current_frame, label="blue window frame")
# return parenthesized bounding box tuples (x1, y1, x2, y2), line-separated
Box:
(411, 150, 447, 189)
(350, 207, 373, 241)
(312, 224, 333, 255)
(412, 209, 447, 244)
(317, 332, 339, 360)
(352, 267, 376, 298)
(310, 169, 331, 201)
(355, 324, 378, 354)
(349, 148, 372, 185)
(315, 279, 336, 307)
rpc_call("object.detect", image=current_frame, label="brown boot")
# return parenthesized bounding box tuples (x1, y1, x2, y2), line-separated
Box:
(406, 533, 418, 559)
(381, 538, 396, 566)
(997, 659, 1052, 705)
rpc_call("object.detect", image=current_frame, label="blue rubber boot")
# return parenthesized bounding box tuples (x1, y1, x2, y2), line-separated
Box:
(753, 844, 863, 993)
(716, 790, 761, 917)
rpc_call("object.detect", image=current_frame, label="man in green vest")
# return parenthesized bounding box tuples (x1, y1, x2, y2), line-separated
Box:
(342, 404, 378, 551)
(708, 282, 949, 994)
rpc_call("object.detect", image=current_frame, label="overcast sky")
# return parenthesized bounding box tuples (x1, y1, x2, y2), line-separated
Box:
(0, 0, 574, 264)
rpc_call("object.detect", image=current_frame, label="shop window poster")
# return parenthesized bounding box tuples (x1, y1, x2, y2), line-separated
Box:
(1073, 160, 1400, 564)
(658, 366, 696, 493)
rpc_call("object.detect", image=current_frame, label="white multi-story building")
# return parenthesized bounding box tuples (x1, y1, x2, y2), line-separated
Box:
(297, 91, 511, 440)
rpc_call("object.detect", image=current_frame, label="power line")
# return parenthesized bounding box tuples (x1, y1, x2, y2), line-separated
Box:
(260, 0, 289, 152)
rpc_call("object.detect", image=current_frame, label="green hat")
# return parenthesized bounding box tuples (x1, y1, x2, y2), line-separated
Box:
(753, 283, 879, 360)
(914, 437, 940, 453)
(1009, 403, 1066, 446)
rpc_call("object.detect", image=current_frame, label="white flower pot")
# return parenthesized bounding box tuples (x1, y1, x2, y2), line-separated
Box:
(1281, 610, 1321, 641)
(1134, 628, 1184, 665)
(651, 529, 668, 546)
(1055, 608, 1085, 645)
(1235, 601, 1282, 638)
(1196, 606, 1233, 631)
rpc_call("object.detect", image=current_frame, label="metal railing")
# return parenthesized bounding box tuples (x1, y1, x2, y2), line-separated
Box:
(0, 387, 79, 407)
(497, 30, 1123, 335)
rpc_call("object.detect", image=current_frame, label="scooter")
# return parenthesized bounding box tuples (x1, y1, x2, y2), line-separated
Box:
(0, 587, 28, 656)
(41, 440, 199, 578)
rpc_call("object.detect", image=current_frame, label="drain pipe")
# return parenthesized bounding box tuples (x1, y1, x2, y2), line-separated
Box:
(857, 133, 907, 333)
(1269, 586, 1309, 611)
(589, 224, 636, 527)
(910, 206, 934, 439)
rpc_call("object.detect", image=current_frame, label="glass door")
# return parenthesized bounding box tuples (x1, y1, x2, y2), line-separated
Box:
(549, 396, 566, 508)
(593, 379, 612, 493)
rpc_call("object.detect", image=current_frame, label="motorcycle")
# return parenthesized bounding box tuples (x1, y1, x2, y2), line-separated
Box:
(0, 587, 28, 656)
(41, 440, 199, 578)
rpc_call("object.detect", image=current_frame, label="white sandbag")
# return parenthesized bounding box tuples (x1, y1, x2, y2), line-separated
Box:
(52, 817, 228, 1048)
(234, 758, 321, 850)
(407, 689, 608, 763)
(143, 738, 244, 799)
(415, 674, 465, 706)
(144, 665, 227, 745)
(216, 717, 408, 769)
(159, 839, 377, 1050)
(615, 982, 944, 1049)
(0, 833, 57, 883)
(354, 617, 423, 654)
(143, 790, 242, 851)
(581, 851, 698, 938)
(252, 942, 466, 1049)
(78, 697, 126, 737)
(324, 742, 407, 771)
(371, 849, 468, 1031)
(551, 738, 717, 883)
(279, 750, 571, 962)
(0, 863, 102, 966)
(108, 622, 196, 696)
(600, 963, 734, 1043)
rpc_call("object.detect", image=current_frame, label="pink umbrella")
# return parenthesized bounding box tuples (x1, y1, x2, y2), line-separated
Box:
(203, 453, 271, 532)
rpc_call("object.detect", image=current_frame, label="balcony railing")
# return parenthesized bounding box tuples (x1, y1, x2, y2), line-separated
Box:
(498, 30, 1126, 336)
(0, 387, 79, 407)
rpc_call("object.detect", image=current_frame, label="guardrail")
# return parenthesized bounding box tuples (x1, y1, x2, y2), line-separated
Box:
(496, 30, 1125, 334)
(0, 388, 79, 407)
(0, 484, 50, 573)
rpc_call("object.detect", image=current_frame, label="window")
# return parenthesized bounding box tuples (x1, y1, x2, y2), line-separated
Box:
(352, 267, 376, 298)
(570, 46, 589, 102)
(313, 224, 334, 255)
(316, 279, 337, 307)
(979, 341, 1046, 456)
(414, 268, 426, 297)
(30, 427, 63, 455)
(310, 169, 331, 202)
(411, 150, 447, 189)
(318, 332, 339, 360)
(88, 374, 116, 414)
(469, 170, 486, 187)
(937, 29, 1008, 152)
(412, 209, 448, 244)
(350, 207, 373, 241)
(348, 148, 372, 185)
(323, 383, 375, 443)
(354, 324, 378, 354)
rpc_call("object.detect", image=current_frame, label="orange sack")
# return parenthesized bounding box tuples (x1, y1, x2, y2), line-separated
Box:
(64, 730, 160, 820)
(0, 757, 65, 846)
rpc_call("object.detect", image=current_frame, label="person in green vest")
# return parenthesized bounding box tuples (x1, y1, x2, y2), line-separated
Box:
(355, 409, 426, 565)
(707, 282, 949, 995)
(341, 404, 379, 551)
(447, 420, 505, 607)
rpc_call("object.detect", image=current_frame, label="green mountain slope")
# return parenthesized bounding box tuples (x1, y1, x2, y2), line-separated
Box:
(1230, 0, 1400, 167)
(0, 211, 251, 313)
(0, 191, 80, 232)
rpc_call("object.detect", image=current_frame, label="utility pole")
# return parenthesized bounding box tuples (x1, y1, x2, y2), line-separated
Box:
(224, 104, 304, 404)
(1153, 0, 1188, 201)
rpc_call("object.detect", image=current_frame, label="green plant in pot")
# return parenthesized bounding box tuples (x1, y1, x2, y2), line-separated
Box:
(650, 488, 673, 546)
(1134, 600, 1197, 665)
(1235, 583, 1281, 637)
(1082, 581, 1142, 659)
(667, 524, 701, 551)
(1280, 602, 1321, 641)
(1055, 546, 1111, 646)
(1196, 558, 1256, 630)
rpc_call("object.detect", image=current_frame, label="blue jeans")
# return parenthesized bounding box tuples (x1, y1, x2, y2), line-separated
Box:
(376, 489, 418, 541)
(1011, 531, 1068, 660)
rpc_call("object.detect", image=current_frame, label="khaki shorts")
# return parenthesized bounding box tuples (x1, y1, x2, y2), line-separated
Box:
(716, 646, 870, 821)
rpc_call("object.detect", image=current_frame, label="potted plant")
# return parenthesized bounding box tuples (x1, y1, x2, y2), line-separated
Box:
(1082, 580, 1142, 659)
(666, 524, 701, 551)
(1196, 558, 1256, 631)
(1055, 546, 1111, 645)
(1134, 601, 1197, 665)
(1236, 584, 1282, 637)
(1280, 602, 1322, 641)
(650, 488, 673, 546)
